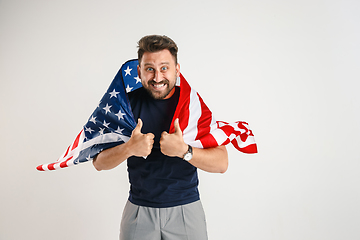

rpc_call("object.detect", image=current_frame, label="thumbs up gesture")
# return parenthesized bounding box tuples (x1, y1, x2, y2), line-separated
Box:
(160, 118, 188, 158)
(127, 119, 154, 157)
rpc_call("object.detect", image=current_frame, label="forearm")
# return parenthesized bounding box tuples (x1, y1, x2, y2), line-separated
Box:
(188, 145, 228, 173)
(93, 142, 132, 171)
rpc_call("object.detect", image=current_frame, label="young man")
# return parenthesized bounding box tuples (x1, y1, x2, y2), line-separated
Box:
(93, 35, 228, 240)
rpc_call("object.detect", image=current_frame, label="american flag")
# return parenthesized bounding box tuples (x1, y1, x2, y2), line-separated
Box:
(37, 59, 257, 171)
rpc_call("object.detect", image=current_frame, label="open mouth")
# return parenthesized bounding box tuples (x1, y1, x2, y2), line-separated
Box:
(152, 83, 166, 89)
(149, 80, 169, 91)
(145, 79, 174, 99)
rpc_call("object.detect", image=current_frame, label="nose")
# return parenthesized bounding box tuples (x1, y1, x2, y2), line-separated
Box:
(154, 70, 162, 82)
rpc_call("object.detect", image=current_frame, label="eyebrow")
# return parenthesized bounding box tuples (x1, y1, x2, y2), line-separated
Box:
(143, 62, 170, 66)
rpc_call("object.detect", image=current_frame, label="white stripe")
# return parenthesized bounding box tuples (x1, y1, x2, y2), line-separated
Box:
(182, 89, 201, 144)
(233, 135, 256, 148)
(41, 164, 50, 171)
(209, 129, 227, 145)
(188, 139, 204, 149)
(81, 132, 130, 150)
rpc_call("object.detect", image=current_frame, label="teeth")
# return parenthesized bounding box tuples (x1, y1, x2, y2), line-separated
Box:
(153, 84, 165, 88)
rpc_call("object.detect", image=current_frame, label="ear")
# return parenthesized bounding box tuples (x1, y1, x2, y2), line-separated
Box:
(137, 65, 141, 79)
(176, 63, 180, 78)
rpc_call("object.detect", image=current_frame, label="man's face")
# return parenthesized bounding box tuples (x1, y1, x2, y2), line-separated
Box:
(138, 49, 180, 100)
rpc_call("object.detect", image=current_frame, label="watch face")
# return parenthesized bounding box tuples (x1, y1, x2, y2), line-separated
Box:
(183, 145, 193, 161)
(184, 152, 192, 161)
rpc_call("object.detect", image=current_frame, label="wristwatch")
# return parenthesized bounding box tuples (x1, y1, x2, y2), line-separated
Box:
(183, 145, 193, 161)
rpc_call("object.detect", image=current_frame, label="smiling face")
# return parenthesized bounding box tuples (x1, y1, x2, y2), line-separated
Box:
(138, 49, 180, 100)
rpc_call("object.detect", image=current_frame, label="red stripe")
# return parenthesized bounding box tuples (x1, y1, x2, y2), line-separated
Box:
(195, 93, 213, 140)
(232, 141, 258, 153)
(170, 74, 191, 134)
(242, 144, 258, 153)
(200, 133, 218, 148)
(63, 145, 71, 159)
(60, 156, 73, 168)
(47, 163, 56, 170)
(71, 130, 83, 151)
(36, 165, 45, 171)
(222, 139, 231, 145)
(218, 124, 235, 137)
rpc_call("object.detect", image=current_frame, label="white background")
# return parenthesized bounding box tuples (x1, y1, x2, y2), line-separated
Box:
(1, 0, 359, 239)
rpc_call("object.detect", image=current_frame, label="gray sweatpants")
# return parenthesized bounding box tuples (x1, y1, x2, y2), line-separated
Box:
(120, 200, 208, 240)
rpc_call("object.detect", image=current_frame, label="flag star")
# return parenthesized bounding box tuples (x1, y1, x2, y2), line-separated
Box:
(86, 155, 93, 161)
(89, 116, 97, 124)
(115, 110, 126, 120)
(85, 126, 94, 134)
(99, 127, 105, 135)
(103, 103, 112, 114)
(124, 66, 132, 76)
(109, 89, 120, 98)
(97, 101, 101, 108)
(115, 126, 124, 134)
(126, 85, 133, 93)
(134, 76, 141, 84)
(103, 120, 110, 128)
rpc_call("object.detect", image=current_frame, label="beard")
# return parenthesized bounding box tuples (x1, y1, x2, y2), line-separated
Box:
(144, 77, 176, 100)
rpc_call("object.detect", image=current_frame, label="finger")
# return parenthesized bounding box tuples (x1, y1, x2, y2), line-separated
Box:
(133, 118, 143, 134)
(174, 118, 182, 135)
(146, 132, 155, 140)
(161, 131, 169, 139)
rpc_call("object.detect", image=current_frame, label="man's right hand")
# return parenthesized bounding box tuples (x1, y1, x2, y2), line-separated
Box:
(93, 118, 154, 171)
(127, 118, 154, 157)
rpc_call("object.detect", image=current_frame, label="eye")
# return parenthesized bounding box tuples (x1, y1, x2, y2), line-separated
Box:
(146, 67, 154, 72)
(161, 66, 168, 71)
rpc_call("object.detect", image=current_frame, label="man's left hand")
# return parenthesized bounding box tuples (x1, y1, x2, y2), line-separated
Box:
(160, 118, 188, 158)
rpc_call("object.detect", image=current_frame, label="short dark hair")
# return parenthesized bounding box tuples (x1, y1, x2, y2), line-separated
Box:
(137, 35, 178, 65)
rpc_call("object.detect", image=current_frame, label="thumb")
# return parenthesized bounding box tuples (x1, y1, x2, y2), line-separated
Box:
(133, 118, 143, 134)
(174, 118, 182, 135)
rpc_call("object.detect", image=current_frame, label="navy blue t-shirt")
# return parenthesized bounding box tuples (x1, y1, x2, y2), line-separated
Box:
(127, 87, 200, 208)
